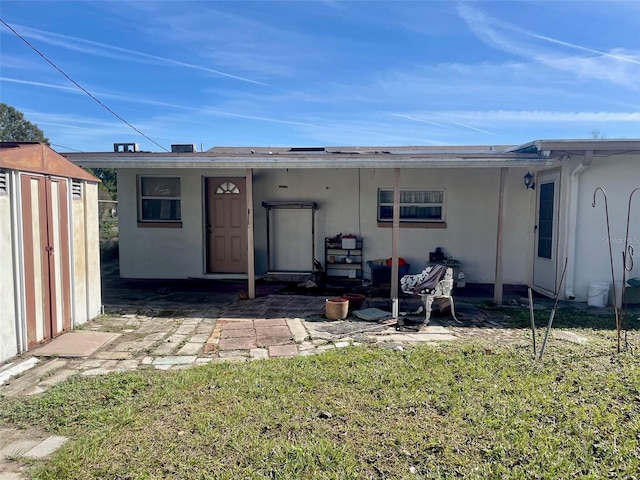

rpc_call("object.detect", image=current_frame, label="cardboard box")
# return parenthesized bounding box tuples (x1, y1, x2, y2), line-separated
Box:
(341, 236, 356, 249)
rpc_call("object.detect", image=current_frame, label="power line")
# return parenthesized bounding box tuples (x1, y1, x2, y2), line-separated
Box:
(0, 17, 169, 152)
(51, 143, 83, 152)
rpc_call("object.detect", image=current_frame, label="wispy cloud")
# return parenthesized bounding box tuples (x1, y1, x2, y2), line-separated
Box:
(399, 110, 640, 123)
(25, 110, 131, 132)
(0, 54, 50, 72)
(389, 114, 444, 128)
(452, 122, 497, 136)
(94, 2, 317, 78)
(457, 3, 640, 90)
(526, 32, 640, 66)
(5, 74, 431, 147)
(0, 75, 202, 111)
(1, 23, 272, 86)
(388, 113, 496, 136)
(0, 76, 77, 93)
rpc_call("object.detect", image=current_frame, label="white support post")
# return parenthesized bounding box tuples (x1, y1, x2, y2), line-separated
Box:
(494, 167, 508, 305)
(391, 168, 400, 300)
(246, 168, 255, 300)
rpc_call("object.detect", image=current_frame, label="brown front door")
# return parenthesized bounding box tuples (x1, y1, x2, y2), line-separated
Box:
(206, 177, 247, 273)
(21, 174, 72, 347)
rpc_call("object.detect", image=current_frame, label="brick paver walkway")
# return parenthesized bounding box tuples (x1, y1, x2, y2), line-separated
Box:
(0, 296, 469, 397)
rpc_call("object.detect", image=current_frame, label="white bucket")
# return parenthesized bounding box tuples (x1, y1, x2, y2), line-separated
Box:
(587, 281, 610, 307)
(614, 280, 623, 308)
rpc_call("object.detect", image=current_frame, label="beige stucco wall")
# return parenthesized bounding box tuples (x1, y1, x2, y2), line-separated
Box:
(72, 186, 88, 323)
(71, 181, 102, 324)
(571, 154, 640, 304)
(117, 168, 247, 278)
(118, 167, 534, 284)
(83, 182, 102, 320)
(0, 174, 18, 362)
(253, 167, 533, 284)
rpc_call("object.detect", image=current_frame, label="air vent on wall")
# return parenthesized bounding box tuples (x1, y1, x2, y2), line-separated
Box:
(72, 181, 82, 200)
(0, 171, 7, 195)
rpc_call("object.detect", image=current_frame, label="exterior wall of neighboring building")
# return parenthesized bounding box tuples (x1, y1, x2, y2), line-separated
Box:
(0, 171, 18, 362)
(572, 154, 640, 304)
(117, 166, 534, 284)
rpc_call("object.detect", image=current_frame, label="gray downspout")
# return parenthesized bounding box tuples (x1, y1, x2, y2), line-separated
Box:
(564, 151, 593, 299)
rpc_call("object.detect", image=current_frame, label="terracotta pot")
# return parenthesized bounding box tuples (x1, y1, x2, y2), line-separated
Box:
(325, 297, 349, 320)
(341, 293, 365, 313)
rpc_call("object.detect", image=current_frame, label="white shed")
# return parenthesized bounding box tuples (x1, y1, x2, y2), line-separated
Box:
(0, 142, 102, 363)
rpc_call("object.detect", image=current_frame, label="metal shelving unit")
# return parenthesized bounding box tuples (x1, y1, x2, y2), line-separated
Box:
(325, 237, 363, 281)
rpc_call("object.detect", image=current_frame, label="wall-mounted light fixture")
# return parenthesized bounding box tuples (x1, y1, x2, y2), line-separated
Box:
(524, 171, 535, 190)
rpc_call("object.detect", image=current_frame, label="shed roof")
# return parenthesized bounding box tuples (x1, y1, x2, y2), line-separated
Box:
(0, 142, 98, 182)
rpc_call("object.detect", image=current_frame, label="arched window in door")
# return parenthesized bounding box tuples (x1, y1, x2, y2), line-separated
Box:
(215, 181, 240, 194)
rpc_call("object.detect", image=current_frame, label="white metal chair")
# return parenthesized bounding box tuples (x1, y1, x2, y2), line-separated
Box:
(401, 264, 458, 324)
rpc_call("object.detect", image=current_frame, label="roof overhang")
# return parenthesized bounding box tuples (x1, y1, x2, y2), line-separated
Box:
(509, 139, 640, 157)
(62, 151, 553, 169)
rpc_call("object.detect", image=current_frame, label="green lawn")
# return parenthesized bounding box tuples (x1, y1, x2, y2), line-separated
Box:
(1, 334, 639, 479)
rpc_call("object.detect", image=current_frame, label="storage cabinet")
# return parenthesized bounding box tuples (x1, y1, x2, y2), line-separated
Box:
(325, 237, 362, 281)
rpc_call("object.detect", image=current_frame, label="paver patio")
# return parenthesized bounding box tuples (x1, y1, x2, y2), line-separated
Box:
(2, 261, 637, 480)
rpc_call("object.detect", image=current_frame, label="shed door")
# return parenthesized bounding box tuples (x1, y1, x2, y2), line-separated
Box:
(21, 174, 71, 347)
(206, 178, 247, 273)
(533, 171, 560, 294)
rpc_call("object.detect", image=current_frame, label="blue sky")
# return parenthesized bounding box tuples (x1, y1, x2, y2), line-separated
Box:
(1, 1, 639, 152)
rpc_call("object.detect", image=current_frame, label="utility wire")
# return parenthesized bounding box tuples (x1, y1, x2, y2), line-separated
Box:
(51, 143, 83, 152)
(0, 18, 169, 152)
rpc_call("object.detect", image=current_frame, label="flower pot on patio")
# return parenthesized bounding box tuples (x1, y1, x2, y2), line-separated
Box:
(341, 293, 365, 313)
(326, 298, 349, 320)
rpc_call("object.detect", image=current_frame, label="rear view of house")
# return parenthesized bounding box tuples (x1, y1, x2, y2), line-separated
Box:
(63, 138, 639, 308)
(0, 142, 102, 363)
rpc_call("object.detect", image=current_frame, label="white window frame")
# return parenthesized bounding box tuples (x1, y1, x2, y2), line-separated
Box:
(377, 188, 446, 223)
(138, 175, 182, 223)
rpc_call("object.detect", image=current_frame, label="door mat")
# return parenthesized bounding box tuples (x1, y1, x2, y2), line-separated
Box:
(32, 332, 120, 358)
(352, 308, 391, 321)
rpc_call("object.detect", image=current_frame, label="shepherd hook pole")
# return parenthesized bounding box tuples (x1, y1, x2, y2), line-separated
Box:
(539, 258, 568, 359)
(528, 287, 536, 357)
(592, 187, 621, 353)
(621, 189, 639, 339)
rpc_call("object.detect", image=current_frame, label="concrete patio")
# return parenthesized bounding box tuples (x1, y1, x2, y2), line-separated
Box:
(1, 287, 603, 399)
